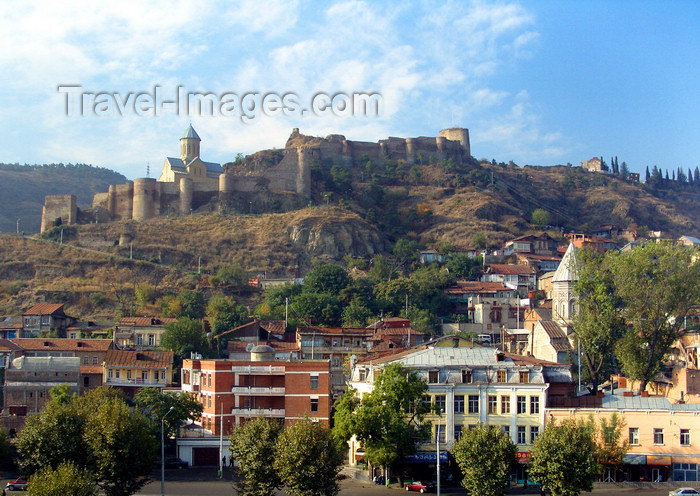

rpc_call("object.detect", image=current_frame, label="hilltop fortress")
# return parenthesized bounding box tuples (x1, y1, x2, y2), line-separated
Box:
(40, 125, 470, 232)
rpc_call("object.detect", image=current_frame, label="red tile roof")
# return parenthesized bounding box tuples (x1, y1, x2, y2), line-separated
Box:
(0, 317, 22, 330)
(228, 340, 300, 353)
(260, 320, 286, 336)
(0, 339, 22, 352)
(297, 326, 373, 336)
(486, 264, 536, 275)
(23, 303, 64, 316)
(444, 281, 511, 295)
(104, 350, 173, 368)
(11, 338, 114, 352)
(80, 365, 104, 374)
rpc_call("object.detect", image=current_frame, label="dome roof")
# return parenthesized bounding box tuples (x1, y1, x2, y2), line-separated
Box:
(251, 345, 275, 354)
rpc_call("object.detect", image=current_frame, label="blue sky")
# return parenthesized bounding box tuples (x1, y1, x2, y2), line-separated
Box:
(1, 0, 698, 179)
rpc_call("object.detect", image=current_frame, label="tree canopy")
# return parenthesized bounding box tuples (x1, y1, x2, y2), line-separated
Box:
(134, 387, 203, 440)
(332, 363, 432, 482)
(160, 317, 208, 359)
(528, 418, 598, 496)
(17, 387, 156, 496)
(229, 417, 283, 496)
(451, 425, 516, 496)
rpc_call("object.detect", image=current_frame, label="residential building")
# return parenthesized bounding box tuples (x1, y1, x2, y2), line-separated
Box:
(678, 235, 700, 247)
(114, 316, 177, 349)
(580, 157, 603, 172)
(548, 391, 700, 482)
(502, 233, 560, 257)
(177, 347, 331, 466)
(419, 249, 446, 264)
(0, 316, 22, 340)
(22, 303, 76, 337)
(347, 346, 574, 482)
(297, 326, 374, 397)
(2, 356, 81, 433)
(0, 339, 22, 369)
(565, 233, 618, 253)
(482, 264, 536, 296)
(515, 253, 562, 273)
(103, 349, 173, 397)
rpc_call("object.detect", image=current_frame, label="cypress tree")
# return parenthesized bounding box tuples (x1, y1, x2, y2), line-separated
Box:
(645, 166, 650, 182)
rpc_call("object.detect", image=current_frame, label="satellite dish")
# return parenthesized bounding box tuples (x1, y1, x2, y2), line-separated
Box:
(245, 343, 255, 352)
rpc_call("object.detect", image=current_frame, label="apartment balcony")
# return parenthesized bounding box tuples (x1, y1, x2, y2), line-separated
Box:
(231, 386, 285, 395)
(230, 365, 285, 374)
(300, 345, 367, 354)
(105, 378, 167, 387)
(181, 383, 199, 393)
(232, 407, 285, 417)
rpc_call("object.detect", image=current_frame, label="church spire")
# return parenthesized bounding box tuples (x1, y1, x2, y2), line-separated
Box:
(180, 123, 201, 162)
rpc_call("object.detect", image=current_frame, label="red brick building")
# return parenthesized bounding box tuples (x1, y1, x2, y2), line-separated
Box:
(181, 347, 331, 436)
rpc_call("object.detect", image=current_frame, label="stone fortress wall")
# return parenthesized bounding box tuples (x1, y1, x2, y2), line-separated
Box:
(40, 127, 469, 232)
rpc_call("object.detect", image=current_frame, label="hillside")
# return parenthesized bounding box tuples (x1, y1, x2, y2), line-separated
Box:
(0, 163, 126, 233)
(1, 151, 699, 321)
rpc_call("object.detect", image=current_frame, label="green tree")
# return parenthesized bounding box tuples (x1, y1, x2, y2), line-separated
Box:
(17, 387, 156, 496)
(28, 461, 97, 496)
(528, 418, 598, 496)
(302, 264, 350, 295)
(530, 208, 551, 227)
(592, 413, 629, 479)
(611, 242, 700, 392)
(83, 398, 156, 496)
(392, 239, 419, 273)
(134, 388, 202, 441)
(160, 317, 208, 359)
(214, 263, 248, 289)
(177, 289, 206, 319)
(291, 292, 343, 327)
(368, 254, 397, 282)
(573, 249, 626, 394)
(332, 363, 432, 484)
(451, 425, 516, 496)
(275, 418, 344, 496)
(472, 232, 487, 250)
(446, 252, 482, 279)
(207, 295, 248, 334)
(342, 297, 373, 327)
(229, 417, 284, 496)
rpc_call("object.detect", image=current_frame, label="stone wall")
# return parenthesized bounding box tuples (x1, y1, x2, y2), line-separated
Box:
(40, 127, 470, 231)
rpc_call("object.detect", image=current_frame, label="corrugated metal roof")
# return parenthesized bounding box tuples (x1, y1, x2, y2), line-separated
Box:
(539, 320, 567, 339)
(601, 392, 700, 411)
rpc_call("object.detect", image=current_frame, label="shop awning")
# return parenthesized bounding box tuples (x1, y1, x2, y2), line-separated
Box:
(623, 454, 646, 465)
(647, 455, 672, 466)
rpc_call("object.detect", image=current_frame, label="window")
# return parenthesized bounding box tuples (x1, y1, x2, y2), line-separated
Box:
(108, 369, 113, 379)
(517, 396, 527, 414)
(673, 462, 698, 482)
(501, 396, 510, 414)
(468, 424, 477, 431)
(501, 425, 510, 437)
(488, 395, 497, 414)
(461, 369, 472, 383)
(310, 376, 319, 390)
(92, 356, 98, 365)
(519, 371, 530, 383)
(530, 396, 540, 415)
(434, 395, 446, 413)
(680, 429, 691, 446)
(454, 425, 463, 440)
(428, 370, 439, 383)
(310, 398, 319, 412)
(497, 370, 507, 382)
(629, 427, 639, 445)
(517, 426, 526, 444)
(83, 356, 89, 365)
(126, 370, 132, 380)
(653, 428, 664, 445)
(142, 371, 149, 381)
(468, 395, 479, 414)
(332, 357, 340, 367)
(207, 395, 211, 408)
(435, 425, 445, 444)
(207, 374, 212, 387)
(161, 370, 166, 380)
(84, 376, 89, 388)
(530, 426, 539, 444)
(454, 395, 465, 414)
(148, 334, 155, 346)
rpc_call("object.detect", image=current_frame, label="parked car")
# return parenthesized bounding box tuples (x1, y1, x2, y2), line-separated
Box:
(669, 489, 700, 496)
(6, 477, 28, 491)
(164, 457, 188, 469)
(405, 481, 435, 493)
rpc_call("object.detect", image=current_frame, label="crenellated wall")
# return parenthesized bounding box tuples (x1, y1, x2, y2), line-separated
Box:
(40, 127, 470, 231)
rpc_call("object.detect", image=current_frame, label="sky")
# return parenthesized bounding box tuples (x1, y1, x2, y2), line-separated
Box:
(0, 0, 698, 180)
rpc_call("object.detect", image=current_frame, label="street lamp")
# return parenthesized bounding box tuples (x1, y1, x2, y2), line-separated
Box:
(161, 406, 175, 496)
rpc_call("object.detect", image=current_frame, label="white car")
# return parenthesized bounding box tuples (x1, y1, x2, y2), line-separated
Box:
(669, 488, 700, 496)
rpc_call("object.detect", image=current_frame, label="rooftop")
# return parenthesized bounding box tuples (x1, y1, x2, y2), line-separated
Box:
(11, 338, 114, 352)
(23, 303, 64, 315)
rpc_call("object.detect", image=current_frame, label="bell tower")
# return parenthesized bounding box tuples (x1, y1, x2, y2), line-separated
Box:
(180, 123, 201, 163)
